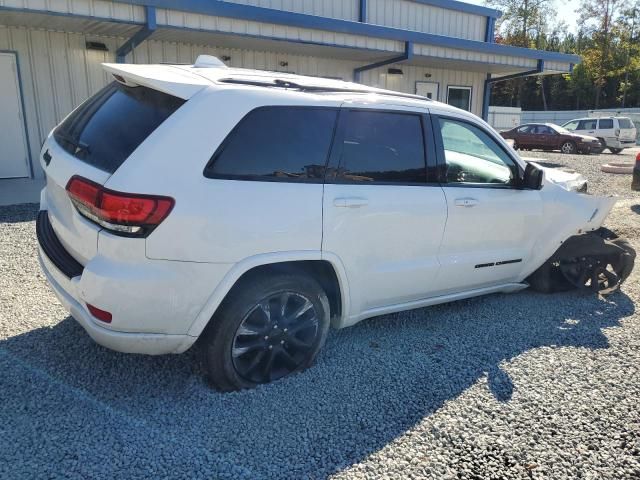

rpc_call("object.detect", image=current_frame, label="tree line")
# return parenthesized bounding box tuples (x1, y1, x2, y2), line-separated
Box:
(487, 0, 639, 110)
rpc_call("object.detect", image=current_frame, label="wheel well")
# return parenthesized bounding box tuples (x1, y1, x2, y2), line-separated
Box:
(226, 260, 342, 324)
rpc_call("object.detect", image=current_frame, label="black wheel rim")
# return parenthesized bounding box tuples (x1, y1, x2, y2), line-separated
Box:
(558, 256, 620, 294)
(231, 291, 320, 384)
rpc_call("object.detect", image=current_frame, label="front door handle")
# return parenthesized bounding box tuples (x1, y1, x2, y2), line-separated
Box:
(454, 197, 479, 207)
(334, 197, 369, 208)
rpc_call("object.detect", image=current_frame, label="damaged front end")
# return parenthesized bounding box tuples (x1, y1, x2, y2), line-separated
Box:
(524, 165, 635, 295)
(528, 228, 636, 295)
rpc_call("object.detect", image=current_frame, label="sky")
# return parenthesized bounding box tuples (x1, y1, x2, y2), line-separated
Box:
(464, 0, 584, 34)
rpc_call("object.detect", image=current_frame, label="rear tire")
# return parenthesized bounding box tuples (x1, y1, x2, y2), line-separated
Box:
(201, 272, 330, 391)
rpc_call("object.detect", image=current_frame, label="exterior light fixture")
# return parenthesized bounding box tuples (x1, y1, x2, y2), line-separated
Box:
(86, 41, 108, 52)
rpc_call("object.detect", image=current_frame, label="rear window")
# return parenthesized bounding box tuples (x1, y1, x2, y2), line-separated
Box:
(618, 118, 633, 129)
(54, 82, 185, 173)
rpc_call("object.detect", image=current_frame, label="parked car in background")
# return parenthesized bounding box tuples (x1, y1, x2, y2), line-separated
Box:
(36, 57, 635, 391)
(562, 117, 637, 154)
(500, 123, 602, 154)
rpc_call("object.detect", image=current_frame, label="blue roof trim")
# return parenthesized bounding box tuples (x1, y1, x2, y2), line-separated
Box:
(125, 0, 579, 63)
(409, 0, 502, 18)
(354, 41, 413, 82)
(116, 6, 157, 62)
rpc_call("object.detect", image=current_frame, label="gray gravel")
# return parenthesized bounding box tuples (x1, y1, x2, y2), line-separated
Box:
(1, 151, 640, 479)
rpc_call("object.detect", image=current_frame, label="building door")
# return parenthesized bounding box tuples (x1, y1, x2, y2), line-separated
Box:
(0, 52, 30, 178)
(416, 81, 439, 100)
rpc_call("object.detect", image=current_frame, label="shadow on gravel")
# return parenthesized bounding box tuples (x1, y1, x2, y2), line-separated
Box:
(631, 204, 640, 215)
(0, 289, 635, 478)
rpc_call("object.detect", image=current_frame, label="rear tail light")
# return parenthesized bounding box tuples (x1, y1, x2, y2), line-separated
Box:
(87, 303, 112, 323)
(66, 176, 174, 236)
(636, 152, 640, 167)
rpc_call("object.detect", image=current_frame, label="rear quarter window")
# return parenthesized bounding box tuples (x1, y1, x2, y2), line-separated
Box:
(204, 107, 338, 181)
(54, 82, 185, 174)
(618, 118, 633, 129)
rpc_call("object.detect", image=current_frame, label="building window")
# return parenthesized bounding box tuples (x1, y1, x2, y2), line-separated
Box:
(446, 86, 472, 112)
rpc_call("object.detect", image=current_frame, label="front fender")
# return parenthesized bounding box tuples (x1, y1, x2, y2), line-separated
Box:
(522, 180, 617, 279)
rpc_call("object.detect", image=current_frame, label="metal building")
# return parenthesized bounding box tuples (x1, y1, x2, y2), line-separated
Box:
(0, 0, 579, 204)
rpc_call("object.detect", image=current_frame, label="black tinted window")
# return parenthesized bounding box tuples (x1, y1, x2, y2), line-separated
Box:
(206, 107, 337, 180)
(336, 111, 426, 183)
(598, 119, 614, 129)
(54, 82, 185, 173)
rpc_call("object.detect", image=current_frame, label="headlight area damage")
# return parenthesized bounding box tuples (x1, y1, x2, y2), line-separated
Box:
(528, 227, 636, 295)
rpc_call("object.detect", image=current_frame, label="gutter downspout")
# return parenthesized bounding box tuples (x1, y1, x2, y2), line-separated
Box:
(482, 59, 544, 121)
(353, 41, 413, 83)
(116, 5, 157, 63)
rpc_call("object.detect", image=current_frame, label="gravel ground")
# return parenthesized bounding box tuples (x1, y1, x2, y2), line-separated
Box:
(1, 151, 640, 479)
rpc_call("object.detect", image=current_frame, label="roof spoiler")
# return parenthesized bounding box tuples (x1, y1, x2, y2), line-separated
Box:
(102, 63, 210, 99)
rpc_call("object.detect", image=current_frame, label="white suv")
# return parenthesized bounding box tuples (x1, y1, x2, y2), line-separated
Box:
(37, 57, 635, 390)
(562, 117, 637, 154)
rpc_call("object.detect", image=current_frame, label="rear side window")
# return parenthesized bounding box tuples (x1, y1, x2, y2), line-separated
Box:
(205, 107, 338, 181)
(54, 82, 185, 174)
(335, 111, 426, 183)
(598, 119, 614, 129)
(618, 118, 633, 129)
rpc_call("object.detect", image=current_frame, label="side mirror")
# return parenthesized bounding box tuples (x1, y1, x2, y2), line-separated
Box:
(521, 163, 544, 190)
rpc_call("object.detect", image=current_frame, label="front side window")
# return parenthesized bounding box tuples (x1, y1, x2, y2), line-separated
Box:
(577, 119, 597, 130)
(54, 82, 185, 173)
(598, 118, 614, 129)
(447, 86, 472, 111)
(438, 117, 516, 186)
(563, 120, 578, 130)
(335, 111, 426, 183)
(517, 125, 532, 133)
(205, 107, 338, 181)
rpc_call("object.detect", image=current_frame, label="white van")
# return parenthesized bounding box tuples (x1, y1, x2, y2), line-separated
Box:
(562, 117, 637, 154)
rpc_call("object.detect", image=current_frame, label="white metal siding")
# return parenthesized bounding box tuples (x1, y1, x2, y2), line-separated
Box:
(221, 0, 359, 21)
(0, 0, 145, 22)
(367, 0, 486, 41)
(359, 63, 485, 115)
(155, 8, 401, 53)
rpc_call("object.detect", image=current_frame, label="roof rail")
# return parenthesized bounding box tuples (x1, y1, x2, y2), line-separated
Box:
(218, 77, 430, 102)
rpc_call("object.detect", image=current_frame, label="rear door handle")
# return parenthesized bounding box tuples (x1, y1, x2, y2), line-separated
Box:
(454, 197, 479, 207)
(334, 197, 369, 208)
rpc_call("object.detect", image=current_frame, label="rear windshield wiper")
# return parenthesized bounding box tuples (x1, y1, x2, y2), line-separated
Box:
(55, 131, 91, 154)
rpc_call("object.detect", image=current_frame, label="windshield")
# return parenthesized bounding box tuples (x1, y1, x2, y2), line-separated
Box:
(550, 124, 571, 134)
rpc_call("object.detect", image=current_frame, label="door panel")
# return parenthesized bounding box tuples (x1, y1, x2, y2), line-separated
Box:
(416, 82, 439, 101)
(437, 187, 542, 292)
(322, 107, 447, 315)
(0, 52, 30, 178)
(433, 114, 544, 292)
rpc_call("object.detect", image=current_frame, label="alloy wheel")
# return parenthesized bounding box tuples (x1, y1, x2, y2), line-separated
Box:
(231, 291, 320, 383)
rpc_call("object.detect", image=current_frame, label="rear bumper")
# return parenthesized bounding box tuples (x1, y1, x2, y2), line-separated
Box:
(604, 138, 636, 149)
(38, 249, 196, 354)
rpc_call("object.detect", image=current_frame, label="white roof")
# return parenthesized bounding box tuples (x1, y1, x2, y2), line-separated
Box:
(102, 55, 466, 113)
